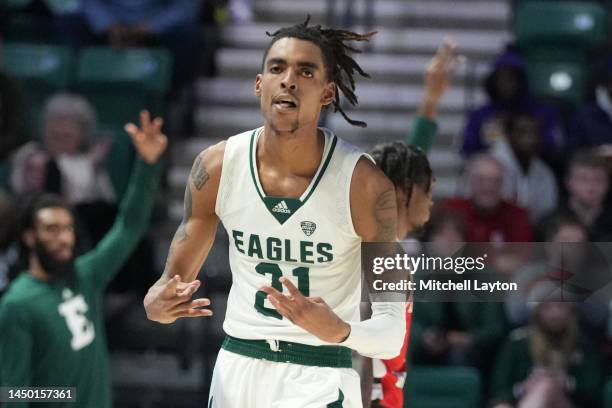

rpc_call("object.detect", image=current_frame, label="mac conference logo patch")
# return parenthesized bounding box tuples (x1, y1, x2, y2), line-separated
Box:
(300, 221, 316, 236)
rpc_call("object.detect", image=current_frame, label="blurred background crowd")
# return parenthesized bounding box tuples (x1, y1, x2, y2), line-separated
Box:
(1, 0, 612, 407)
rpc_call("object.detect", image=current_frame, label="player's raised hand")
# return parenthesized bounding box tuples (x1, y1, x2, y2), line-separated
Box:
(144, 275, 212, 324)
(124, 110, 168, 164)
(260, 277, 351, 343)
(420, 37, 462, 119)
(425, 37, 460, 100)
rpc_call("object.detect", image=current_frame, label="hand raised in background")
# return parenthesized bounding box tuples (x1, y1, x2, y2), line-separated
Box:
(124, 110, 168, 164)
(420, 37, 463, 119)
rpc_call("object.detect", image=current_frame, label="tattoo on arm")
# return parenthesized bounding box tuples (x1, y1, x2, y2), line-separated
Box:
(191, 154, 210, 191)
(373, 188, 397, 241)
(175, 153, 206, 242)
(164, 152, 211, 273)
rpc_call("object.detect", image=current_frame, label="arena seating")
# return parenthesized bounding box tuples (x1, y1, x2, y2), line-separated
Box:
(2, 43, 172, 198)
(404, 365, 482, 408)
(515, 0, 607, 108)
(2, 43, 74, 132)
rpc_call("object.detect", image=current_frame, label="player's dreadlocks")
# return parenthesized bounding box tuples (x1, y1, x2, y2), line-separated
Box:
(263, 15, 376, 128)
(371, 141, 433, 204)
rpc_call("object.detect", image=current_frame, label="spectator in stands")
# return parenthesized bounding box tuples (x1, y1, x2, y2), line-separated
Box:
(409, 207, 508, 369)
(567, 56, 612, 154)
(56, 0, 203, 88)
(491, 292, 603, 408)
(506, 213, 609, 335)
(442, 154, 533, 243)
(545, 149, 611, 242)
(490, 113, 558, 222)
(462, 48, 562, 161)
(9, 142, 57, 201)
(41, 92, 114, 202)
(0, 112, 166, 407)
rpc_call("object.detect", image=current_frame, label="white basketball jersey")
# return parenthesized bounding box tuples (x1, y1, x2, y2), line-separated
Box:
(215, 127, 368, 346)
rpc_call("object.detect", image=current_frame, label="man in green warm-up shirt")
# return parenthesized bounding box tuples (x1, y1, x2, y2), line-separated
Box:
(0, 111, 167, 408)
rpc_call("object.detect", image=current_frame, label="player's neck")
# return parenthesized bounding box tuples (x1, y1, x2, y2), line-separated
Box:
(259, 123, 325, 175)
(29, 254, 52, 281)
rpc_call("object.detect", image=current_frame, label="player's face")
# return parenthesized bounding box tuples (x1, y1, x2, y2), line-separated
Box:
(255, 37, 335, 133)
(407, 184, 434, 229)
(33, 207, 76, 263)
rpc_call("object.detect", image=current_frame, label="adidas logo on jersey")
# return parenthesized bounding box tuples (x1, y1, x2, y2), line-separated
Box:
(272, 200, 291, 214)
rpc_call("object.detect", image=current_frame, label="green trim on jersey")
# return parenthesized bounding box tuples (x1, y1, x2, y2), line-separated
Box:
(248, 129, 338, 225)
(327, 390, 345, 407)
(249, 129, 265, 202)
(302, 134, 337, 203)
(222, 335, 352, 368)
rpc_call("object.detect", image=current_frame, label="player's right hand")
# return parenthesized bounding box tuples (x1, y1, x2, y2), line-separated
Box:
(144, 275, 212, 324)
(423, 37, 460, 105)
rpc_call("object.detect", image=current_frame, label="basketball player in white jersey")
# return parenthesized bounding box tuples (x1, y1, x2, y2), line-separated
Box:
(144, 17, 407, 407)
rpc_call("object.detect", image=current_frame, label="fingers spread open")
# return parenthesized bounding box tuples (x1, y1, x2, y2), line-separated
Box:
(279, 278, 306, 305)
(279, 277, 298, 295)
(176, 280, 200, 297)
(140, 110, 152, 134)
(157, 133, 169, 151)
(124, 122, 138, 136)
(267, 295, 294, 321)
(259, 285, 288, 306)
(171, 297, 211, 314)
(259, 284, 282, 297)
(174, 308, 213, 318)
(163, 275, 181, 295)
(152, 117, 164, 134)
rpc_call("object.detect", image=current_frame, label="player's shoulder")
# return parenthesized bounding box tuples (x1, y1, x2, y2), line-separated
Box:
(190, 139, 226, 186)
(351, 156, 394, 199)
(196, 139, 226, 166)
(195, 128, 259, 169)
(0, 275, 40, 310)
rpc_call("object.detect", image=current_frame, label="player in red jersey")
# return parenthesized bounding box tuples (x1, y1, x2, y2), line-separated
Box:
(363, 39, 459, 408)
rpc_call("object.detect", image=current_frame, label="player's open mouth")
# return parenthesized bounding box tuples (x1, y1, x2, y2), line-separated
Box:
(273, 96, 298, 110)
(275, 101, 296, 108)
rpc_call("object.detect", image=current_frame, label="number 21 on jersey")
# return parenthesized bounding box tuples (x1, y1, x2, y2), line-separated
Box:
(254, 262, 309, 319)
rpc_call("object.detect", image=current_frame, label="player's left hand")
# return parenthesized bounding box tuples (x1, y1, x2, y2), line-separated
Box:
(124, 110, 168, 164)
(260, 277, 351, 344)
